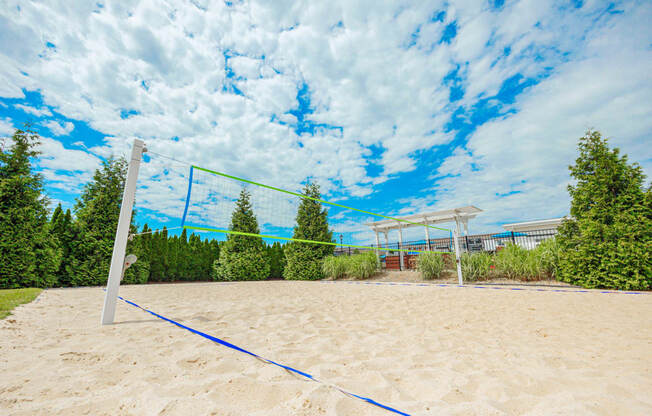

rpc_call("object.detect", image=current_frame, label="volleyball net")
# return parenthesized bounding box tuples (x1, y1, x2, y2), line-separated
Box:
(176, 163, 451, 254)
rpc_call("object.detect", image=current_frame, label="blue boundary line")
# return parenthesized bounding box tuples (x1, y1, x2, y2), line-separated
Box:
(116, 295, 410, 416)
(180, 165, 194, 227)
(318, 280, 650, 295)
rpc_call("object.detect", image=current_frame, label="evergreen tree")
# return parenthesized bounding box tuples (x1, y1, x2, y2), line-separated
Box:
(283, 182, 333, 280)
(212, 188, 270, 280)
(50, 204, 75, 286)
(557, 130, 652, 290)
(268, 241, 286, 278)
(123, 223, 150, 285)
(177, 228, 188, 280)
(187, 233, 202, 280)
(67, 157, 131, 286)
(149, 227, 169, 281)
(205, 238, 220, 278)
(0, 128, 60, 288)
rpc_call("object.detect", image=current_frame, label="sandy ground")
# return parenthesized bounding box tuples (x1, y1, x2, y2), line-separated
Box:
(1, 281, 651, 416)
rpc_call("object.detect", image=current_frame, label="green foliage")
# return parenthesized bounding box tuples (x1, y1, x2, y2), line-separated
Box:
(50, 205, 75, 286)
(0, 128, 61, 288)
(122, 224, 150, 285)
(492, 242, 560, 281)
(556, 130, 651, 290)
(533, 238, 560, 279)
(322, 255, 347, 279)
(494, 244, 539, 280)
(460, 252, 492, 281)
(268, 241, 286, 278)
(67, 157, 129, 286)
(345, 251, 379, 279)
(322, 251, 379, 280)
(213, 189, 269, 281)
(284, 182, 333, 280)
(417, 252, 446, 280)
(145, 225, 219, 282)
(0, 288, 43, 319)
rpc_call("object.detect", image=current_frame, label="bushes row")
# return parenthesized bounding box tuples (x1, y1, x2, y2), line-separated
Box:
(322, 251, 379, 280)
(416, 239, 561, 282)
(491, 239, 559, 281)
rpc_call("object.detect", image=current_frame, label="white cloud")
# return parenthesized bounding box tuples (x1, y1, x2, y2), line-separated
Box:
(42, 120, 74, 136)
(36, 136, 102, 193)
(0, 0, 650, 237)
(0, 117, 14, 136)
(409, 2, 652, 231)
(14, 104, 52, 117)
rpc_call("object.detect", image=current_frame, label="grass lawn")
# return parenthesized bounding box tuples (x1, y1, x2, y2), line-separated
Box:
(0, 288, 43, 320)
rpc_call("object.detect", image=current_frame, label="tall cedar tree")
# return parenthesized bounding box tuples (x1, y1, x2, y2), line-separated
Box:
(213, 188, 270, 280)
(268, 241, 286, 278)
(557, 130, 652, 290)
(149, 227, 169, 281)
(0, 128, 61, 288)
(284, 182, 333, 280)
(50, 204, 75, 286)
(67, 157, 143, 286)
(122, 222, 150, 284)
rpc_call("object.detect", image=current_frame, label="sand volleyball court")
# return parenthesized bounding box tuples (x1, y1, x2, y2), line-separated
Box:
(1, 281, 651, 415)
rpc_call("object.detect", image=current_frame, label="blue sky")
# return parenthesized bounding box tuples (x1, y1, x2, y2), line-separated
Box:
(1, 0, 651, 245)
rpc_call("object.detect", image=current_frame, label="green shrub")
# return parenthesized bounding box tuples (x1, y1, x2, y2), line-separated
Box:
(212, 189, 270, 281)
(322, 255, 347, 279)
(532, 238, 560, 279)
(495, 244, 537, 280)
(213, 249, 270, 281)
(556, 130, 651, 290)
(461, 252, 492, 281)
(417, 252, 446, 280)
(345, 251, 378, 279)
(493, 242, 561, 281)
(322, 251, 379, 280)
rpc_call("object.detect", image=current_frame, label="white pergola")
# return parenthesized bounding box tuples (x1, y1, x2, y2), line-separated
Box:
(365, 206, 483, 270)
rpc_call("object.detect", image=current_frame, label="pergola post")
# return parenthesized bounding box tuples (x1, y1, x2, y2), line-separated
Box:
(397, 224, 404, 270)
(453, 227, 464, 285)
(374, 229, 381, 265)
(384, 231, 389, 258)
(455, 216, 464, 253)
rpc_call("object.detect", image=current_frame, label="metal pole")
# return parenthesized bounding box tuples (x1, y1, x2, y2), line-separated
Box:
(453, 228, 464, 285)
(398, 224, 404, 270)
(424, 217, 431, 251)
(101, 139, 146, 325)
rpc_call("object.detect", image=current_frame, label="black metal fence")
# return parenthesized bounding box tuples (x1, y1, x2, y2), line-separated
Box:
(333, 228, 558, 257)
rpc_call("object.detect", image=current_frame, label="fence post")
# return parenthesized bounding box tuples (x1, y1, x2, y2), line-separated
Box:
(453, 228, 464, 285)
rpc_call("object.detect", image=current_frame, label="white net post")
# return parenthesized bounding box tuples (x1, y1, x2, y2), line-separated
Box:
(101, 139, 146, 325)
(453, 227, 464, 285)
